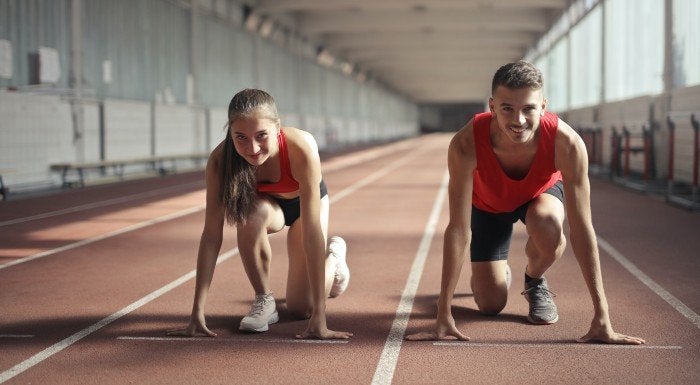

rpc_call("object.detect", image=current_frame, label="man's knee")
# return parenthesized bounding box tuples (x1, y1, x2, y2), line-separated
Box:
(474, 293, 507, 316)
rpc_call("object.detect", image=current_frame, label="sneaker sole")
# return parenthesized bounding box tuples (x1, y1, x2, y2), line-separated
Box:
(239, 311, 280, 332)
(526, 314, 559, 325)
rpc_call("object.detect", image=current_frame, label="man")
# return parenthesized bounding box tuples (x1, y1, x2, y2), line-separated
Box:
(406, 61, 644, 344)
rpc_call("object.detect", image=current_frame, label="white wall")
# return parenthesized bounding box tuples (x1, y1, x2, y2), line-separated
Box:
(0, 93, 74, 188)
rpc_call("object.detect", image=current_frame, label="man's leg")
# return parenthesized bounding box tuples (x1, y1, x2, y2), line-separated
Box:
(524, 193, 566, 278)
(470, 206, 513, 315)
(471, 260, 510, 315)
(522, 193, 566, 324)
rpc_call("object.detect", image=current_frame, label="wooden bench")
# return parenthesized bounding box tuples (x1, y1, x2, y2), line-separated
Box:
(50, 153, 209, 188)
(0, 168, 14, 200)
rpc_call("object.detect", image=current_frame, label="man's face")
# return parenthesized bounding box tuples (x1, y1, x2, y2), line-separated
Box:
(489, 86, 547, 144)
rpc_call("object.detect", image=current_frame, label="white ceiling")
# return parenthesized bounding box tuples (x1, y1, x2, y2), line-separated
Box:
(250, 0, 570, 104)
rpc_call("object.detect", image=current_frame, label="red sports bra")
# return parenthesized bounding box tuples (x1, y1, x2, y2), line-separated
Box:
(472, 111, 562, 213)
(256, 130, 300, 194)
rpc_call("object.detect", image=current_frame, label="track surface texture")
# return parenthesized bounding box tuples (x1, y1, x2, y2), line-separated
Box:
(1, 134, 698, 384)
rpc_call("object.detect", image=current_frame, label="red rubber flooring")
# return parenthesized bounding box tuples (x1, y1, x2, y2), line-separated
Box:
(0, 133, 698, 384)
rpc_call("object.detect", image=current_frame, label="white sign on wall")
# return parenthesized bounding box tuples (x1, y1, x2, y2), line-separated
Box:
(102, 60, 112, 84)
(38, 46, 61, 83)
(0, 39, 12, 79)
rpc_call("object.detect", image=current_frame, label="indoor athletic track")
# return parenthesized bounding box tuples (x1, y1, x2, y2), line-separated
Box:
(1, 133, 698, 384)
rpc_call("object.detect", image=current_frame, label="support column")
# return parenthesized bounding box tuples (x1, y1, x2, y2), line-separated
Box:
(70, 0, 84, 161)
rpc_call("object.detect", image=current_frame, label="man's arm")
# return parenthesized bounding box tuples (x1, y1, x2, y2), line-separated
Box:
(406, 122, 476, 341)
(555, 120, 645, 345)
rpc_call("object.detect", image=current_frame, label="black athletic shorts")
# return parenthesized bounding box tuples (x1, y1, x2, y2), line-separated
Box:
(270, 180, 328, 226)
(470, 180, 564, 262)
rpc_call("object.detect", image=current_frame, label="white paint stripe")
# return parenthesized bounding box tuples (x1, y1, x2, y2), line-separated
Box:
(0, 335, 34, 338)
(0, 205, 204, 271)
(0, 181, 203, 227)
(0, 248, 238, 384)
(322, 136, 423, 173)
(0, 139, 425, 271)
(116, 336, 348, 344)
(434, 342, 682, 350)
(597, 237, 700, 330)
(330, 148, 419, 205)
(371, 171, 449, 385)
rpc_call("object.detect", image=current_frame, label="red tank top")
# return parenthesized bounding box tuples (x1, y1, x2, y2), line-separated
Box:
(472, 111, 562, 213)
(256, 130, 300, 194)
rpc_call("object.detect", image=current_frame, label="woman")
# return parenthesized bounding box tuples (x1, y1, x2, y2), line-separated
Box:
(169, 89, 351, 339)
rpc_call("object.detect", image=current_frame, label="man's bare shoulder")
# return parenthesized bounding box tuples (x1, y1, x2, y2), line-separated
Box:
(555, 118, 585, 152)
(449, 119, 476, 157)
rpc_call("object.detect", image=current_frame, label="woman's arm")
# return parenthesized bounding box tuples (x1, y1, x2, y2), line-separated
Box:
(287, 128, 352, 339)
(168, 146, 226, 337)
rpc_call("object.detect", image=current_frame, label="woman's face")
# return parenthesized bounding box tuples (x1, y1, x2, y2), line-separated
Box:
(230, 115, 279, 166)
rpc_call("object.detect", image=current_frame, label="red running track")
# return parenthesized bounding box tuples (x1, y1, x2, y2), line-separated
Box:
(0, 133, 698, 384)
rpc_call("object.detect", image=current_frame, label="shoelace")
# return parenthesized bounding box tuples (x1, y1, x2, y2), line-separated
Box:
(521, 286, 557, 303)
(248, 297, 270, 316)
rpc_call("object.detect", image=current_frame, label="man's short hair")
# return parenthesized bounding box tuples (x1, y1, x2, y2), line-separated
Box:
(491, 61, 544, 94)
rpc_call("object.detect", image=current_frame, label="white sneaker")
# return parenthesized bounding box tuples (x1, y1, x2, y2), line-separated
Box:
(239, 293, 279, 332)
(328, 236, 350, 298)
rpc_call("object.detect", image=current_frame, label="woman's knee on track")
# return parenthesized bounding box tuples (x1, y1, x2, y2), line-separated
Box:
(285, 299, 312, 320)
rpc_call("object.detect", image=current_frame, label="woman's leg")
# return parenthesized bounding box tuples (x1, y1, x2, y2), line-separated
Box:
(236, 197, 286, 296)
(285, 195, 340, 319)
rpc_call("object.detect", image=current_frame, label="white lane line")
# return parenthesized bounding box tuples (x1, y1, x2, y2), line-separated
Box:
(0, 335, 34, 338)
(0, 181, 203, 227)
(116, 336, 348, 344)
(329, 147, 421, 205)
(0, 139, 426, 272)
(371, 171, 449, 385)
(322, 136, 423, 173)
(434, 342, 682, 350)
(597, 237, 700, 331)
(0, 150, 430, 383)
(0, 247, 238, 384)
(0, 205, 205, 271)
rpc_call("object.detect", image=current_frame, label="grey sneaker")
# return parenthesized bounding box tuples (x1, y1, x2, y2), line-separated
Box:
(239, 293, 279, 332)
(328, 236, 349, 298)
(521, 277, 558, 324)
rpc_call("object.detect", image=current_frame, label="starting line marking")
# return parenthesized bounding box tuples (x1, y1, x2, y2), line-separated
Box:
(116, 336, 348, 344)
(434, 342, 682, 350)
